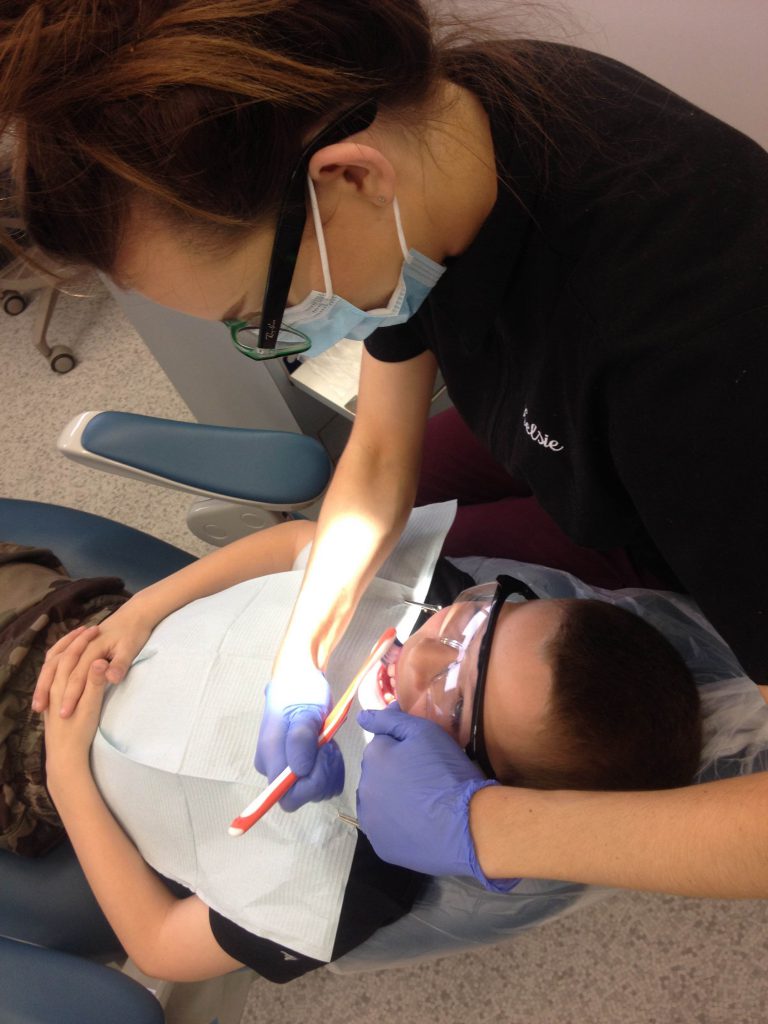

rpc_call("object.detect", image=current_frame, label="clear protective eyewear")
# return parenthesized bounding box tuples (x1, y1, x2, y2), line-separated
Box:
(223, 98, 378, 361)
(414, 575, 539, 779)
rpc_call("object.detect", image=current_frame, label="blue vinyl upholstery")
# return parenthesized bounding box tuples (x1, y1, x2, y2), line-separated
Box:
(82, 412, 331, 504)
(0, 416, 326, 1022)
(0, 937, 164, 1024)
(0, 839, 121, 957)
(0, 497, 185, 1021)
(0, 498, 193, 981)
(0, 498, 195, 593)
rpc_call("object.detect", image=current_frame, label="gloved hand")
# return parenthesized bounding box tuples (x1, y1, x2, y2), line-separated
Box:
(255, 666, 345, 811)
(356, 704, 520, 892)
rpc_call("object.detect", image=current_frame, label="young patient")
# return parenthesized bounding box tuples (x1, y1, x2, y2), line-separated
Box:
(20, 519, 700, 984)
(372, 579, 702, 793)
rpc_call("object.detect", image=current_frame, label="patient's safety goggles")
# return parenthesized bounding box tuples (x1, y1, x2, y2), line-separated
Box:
(412, 575, 539, 779)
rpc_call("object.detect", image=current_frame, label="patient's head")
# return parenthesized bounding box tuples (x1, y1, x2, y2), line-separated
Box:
(379, 590, 702, 792)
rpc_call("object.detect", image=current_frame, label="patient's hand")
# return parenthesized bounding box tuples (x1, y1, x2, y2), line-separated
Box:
(44, 624, 112, 779)
(32, 601, 155, 717)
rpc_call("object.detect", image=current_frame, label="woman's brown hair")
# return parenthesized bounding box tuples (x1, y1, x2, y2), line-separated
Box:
(0, 1, 587, 274)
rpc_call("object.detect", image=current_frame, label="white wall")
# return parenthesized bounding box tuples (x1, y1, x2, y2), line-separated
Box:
(457, 0, 768, 149)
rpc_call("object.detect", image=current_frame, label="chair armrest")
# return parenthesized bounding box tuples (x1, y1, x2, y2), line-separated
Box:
(0, 937, 164, 1024)
(0, 843, 121, 957)
(58, 411, 331, 511)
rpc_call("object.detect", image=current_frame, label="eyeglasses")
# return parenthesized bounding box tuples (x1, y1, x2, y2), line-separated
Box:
(413, 575, 539, 779)
(224, 97, 379, 361)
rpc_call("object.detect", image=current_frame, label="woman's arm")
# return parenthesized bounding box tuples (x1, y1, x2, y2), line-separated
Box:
(470, 773, 768, 899)
(44, 629, 243, 981)
(34, 518, 316, 714)
(279, 349, 437, 670)
(357, 704, 768, 898)
(254, 349, 437, 805)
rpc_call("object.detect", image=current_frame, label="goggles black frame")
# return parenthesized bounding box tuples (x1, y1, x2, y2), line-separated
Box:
(465, 574, 540, 779)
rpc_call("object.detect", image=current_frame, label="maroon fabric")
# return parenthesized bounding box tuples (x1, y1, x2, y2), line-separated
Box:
(417, 409, 668, 592)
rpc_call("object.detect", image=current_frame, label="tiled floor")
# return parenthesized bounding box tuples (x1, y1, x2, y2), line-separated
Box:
(2, 284, 767, 1024)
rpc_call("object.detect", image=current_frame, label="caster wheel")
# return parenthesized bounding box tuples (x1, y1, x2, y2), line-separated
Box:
(3, 291, 27, 316)
(48, 345, 77, 374)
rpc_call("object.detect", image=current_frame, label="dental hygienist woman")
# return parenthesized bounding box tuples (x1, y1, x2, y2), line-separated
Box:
(5, 3, 768, 897)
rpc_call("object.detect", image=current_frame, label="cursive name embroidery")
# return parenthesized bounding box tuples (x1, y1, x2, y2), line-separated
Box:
(522, 407, 565, 452)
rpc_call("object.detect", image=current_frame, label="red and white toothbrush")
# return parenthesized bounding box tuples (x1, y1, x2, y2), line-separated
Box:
(228, 627, 397, 837)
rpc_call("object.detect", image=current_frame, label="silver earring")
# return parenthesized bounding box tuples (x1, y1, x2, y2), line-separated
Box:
(377, 195, 387, 204)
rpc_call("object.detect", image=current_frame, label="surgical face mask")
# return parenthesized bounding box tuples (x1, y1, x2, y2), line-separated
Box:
(280, 176, 446, 358)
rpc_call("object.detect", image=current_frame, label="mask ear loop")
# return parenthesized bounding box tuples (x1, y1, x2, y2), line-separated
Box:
(307, 176, 411, 296)
(392, 196, 411, 263)
(306, 176, 334, 298)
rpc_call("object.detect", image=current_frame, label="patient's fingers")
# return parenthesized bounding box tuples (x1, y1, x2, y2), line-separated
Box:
(84, 659, 108, 696)
(33, 625, 95, 712)
(58, 654, 107, 719)
(45, 623, 95, 658)
(47, 626, 102, 717)
(57, 659, 110, 721)
(103, 646, 133, 684)
(60, 638, 135, 717)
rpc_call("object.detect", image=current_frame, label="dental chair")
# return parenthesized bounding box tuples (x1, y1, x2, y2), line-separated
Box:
(0, 412, 332, 1024)
(0, 410, 631, 1020)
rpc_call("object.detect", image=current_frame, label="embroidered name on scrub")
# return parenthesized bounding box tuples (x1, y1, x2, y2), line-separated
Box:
(522, 408, 564, 452)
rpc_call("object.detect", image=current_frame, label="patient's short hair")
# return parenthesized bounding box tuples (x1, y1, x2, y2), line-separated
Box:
(497, 599, 702, 792)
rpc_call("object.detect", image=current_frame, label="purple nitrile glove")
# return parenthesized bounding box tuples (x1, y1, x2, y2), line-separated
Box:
(356, 704, 520, 892)
(255, 669, 345, 811)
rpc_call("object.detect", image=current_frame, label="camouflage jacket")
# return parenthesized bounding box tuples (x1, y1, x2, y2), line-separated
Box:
(0, 542, 128, 856)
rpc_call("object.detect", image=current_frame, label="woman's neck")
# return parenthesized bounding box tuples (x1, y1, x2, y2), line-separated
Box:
(386, 79, 499, 262)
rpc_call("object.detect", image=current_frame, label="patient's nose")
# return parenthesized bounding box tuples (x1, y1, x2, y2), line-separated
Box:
(406, 637, 457, 691)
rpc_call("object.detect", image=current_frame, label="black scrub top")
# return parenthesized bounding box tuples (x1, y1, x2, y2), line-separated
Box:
(365, 42, 768, 681)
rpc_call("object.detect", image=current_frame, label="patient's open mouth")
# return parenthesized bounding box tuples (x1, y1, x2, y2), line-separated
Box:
(358, 639, 402, 712)
(376, 643, 401, 705)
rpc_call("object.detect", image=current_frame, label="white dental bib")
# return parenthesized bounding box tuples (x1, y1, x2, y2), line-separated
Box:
(91, 503, 455, 962)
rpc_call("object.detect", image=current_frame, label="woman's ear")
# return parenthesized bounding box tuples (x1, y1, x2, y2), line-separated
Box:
(308, 142, 396, 207)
